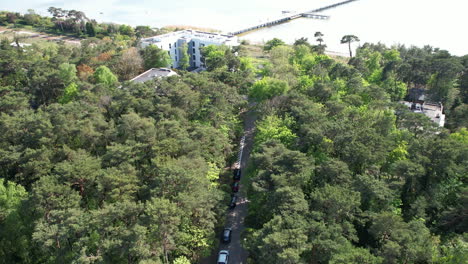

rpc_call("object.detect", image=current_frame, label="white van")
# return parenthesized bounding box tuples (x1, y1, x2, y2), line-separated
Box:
(217, 250, 229, 264)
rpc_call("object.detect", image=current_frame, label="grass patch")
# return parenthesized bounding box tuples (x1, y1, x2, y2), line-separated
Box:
(243, 44, 266, 58)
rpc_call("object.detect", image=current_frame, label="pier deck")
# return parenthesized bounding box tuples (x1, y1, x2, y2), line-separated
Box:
(230, 0, 358, 36)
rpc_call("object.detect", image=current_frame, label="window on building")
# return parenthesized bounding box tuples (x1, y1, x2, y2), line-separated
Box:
(193, 48, 195, 53)
(169, 43, 171, 48)
(174, 42, 177, 47)
(168, 51, 170, 55)
(193, 55, 196, 61)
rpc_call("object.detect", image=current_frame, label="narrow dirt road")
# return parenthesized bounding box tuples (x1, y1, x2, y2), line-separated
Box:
(199, 107, 257, 264)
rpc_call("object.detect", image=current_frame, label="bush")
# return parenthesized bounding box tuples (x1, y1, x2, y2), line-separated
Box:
(249, 77, 289, 101)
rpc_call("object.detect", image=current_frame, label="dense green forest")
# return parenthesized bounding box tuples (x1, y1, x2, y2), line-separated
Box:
(244, 41, 468, 263)
(0, 20, 252, 262)
(0, 9, 467, 264)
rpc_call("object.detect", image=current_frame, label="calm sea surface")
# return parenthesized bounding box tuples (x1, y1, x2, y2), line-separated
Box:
(1, 0, 467, 56)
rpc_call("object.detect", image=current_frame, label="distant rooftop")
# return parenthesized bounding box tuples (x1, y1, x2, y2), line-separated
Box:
(423, 102, 445, 127)
(400, 101, 445, 127)
(130, 68, 177, 83)
(141, 30, 238, 45)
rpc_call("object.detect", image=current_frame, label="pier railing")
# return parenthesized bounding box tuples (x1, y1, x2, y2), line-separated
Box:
(229, 0, 358, 36)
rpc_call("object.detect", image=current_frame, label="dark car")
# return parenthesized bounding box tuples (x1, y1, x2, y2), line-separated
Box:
(221, 228, 232, 243)
(229, 195, 237, 209)
(233, 168, 241, 181)
(232, 182, 239, 193)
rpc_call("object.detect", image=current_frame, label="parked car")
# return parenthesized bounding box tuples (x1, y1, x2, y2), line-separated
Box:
(232, 182, 239, 192)
(218, 250, 229, 264)
(233, 168, 241, 181)
(229, 195, 237, 209)
(222, 228, 232, 243)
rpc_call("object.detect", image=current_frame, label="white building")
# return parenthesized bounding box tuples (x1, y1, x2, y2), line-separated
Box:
(421, 102, 445, 127)
(140, 30, 239, 69)
(400, 101, 446, 127)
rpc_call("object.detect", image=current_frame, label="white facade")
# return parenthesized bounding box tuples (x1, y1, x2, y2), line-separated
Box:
(140, 30, 239, 68)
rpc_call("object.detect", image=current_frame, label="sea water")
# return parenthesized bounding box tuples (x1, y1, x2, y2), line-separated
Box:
(2, 0, 467, 55)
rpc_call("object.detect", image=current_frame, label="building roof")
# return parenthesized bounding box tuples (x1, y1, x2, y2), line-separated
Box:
(141, 30, 238, 46)
(130, 68, 177, 83)
(422, 103, 445, 127)
(402, 88, 446, 127)
(400, 101, 445, 127)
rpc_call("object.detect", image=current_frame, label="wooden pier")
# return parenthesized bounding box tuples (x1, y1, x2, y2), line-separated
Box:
(230, 0, 358, 36)
(301, 13, 329, 19)
(305, 0, 359, 13)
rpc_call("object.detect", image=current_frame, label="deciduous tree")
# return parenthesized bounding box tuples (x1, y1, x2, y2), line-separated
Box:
(114, 47, 143, 80)
(93, 65, 118, 86)
(142, 45, 171, 69)
(264, 38, 286, 51)
(178, 42, 189, 70)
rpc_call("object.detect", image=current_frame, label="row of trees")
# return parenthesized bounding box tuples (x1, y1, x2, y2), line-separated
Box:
(264, 33, 359, 57)
(243, 38, 467, 263)
(260, 37, 467, 129)
(351, 42, 468, 127)
(0, 9, 169, 39)
(1, 8, 251, 73)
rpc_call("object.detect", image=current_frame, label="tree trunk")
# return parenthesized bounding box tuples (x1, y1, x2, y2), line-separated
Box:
(164, 246, 169, 264)
(348, 42, 352, 57)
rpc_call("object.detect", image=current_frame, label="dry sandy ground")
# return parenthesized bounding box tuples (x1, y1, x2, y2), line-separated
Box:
(0, 26, 81, 45)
